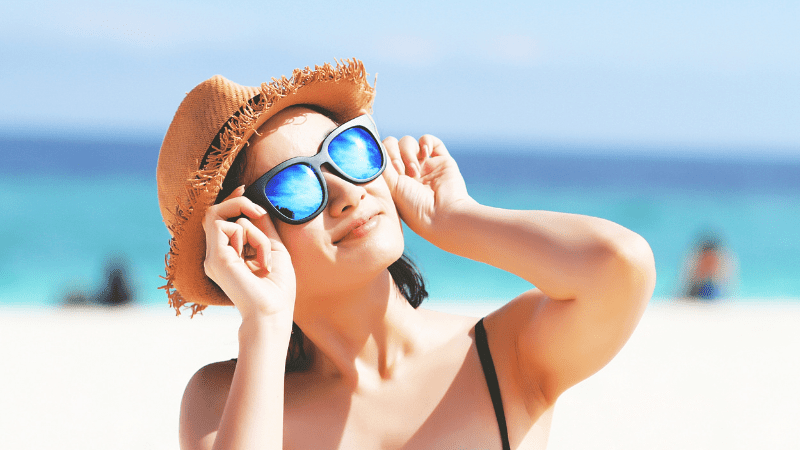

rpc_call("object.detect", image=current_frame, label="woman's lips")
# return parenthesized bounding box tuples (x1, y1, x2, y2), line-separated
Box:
(335, 214, 380, 244)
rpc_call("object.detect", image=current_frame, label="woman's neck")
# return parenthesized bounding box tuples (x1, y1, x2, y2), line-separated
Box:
(294, 270, 423, 388)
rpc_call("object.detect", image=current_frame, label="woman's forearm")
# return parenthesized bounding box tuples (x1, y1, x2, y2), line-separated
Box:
(212, 316, 293, 450)
(430, 203, 654, 303)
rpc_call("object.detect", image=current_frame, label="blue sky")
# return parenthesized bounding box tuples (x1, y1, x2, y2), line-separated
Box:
(1, 0, 798, 156)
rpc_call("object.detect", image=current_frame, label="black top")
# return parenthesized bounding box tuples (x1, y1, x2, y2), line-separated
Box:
(474, 318, 511, 450)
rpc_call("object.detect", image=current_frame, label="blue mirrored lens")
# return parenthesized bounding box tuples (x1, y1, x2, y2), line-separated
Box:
(328, 127, 383, 180)
(264, 164, 323, 220)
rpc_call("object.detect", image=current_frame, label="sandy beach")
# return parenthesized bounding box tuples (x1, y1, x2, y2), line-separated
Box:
(1, 300, 798, 449)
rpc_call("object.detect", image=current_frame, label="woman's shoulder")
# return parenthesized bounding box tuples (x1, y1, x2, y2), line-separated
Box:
(418, 292, 546, 337)
(182, 359, 237, 405)
(415, 307, 482, 342)
(418, 306, 480, 325)
(179, 359, 237, 444)
(187, 359, 238, 389)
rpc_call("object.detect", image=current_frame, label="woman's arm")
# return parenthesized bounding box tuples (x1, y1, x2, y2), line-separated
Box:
(180, 186, 297, 450)
(180, 318, 292, 450)
(210, 317, 292, 450)
(383, 135, 656, 407)
(434, 204, 655, 404)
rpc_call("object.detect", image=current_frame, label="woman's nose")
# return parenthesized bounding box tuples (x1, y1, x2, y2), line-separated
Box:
(324, 171, 366, 217)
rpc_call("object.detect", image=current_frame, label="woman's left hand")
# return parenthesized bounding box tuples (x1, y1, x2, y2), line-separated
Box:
(381, 134, 475, 242)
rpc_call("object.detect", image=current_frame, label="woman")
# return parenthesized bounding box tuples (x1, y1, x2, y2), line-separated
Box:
(157, 59, 656, 449)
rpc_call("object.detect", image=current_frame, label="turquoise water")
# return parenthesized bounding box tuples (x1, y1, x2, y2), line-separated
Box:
(0, 175, 169, 306)
(1, 137, 799, 307)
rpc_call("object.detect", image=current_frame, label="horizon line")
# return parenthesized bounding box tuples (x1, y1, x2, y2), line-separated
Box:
(1, 126, 798, 162)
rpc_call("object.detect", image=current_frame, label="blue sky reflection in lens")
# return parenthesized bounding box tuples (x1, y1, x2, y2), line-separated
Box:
(264, 164, 324, 220)
(329, 127, 384, 180)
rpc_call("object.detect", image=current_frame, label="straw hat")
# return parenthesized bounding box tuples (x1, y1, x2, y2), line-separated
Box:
(157, 59, 376, 316)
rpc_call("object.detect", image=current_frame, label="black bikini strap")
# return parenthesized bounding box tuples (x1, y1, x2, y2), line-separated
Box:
(475, 318, 511, 450)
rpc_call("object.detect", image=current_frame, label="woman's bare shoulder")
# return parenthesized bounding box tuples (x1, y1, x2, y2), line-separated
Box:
(185, 359, 237, 394)
(416, 307, 481, 340)
(179, 360, 237, 449)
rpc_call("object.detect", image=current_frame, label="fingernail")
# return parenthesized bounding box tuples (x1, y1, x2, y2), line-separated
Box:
(255, 205, 267, 215)
(266, 254, 272, 272)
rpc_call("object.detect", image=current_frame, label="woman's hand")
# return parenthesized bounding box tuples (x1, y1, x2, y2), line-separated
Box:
(202, 185, 296, 322)
(381, 134, 475, 242)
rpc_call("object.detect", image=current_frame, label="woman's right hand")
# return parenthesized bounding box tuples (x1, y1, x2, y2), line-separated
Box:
(202, 185, 296, 322)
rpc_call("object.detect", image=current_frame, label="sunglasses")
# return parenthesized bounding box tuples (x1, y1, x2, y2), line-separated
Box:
(244, 114, 387, 224)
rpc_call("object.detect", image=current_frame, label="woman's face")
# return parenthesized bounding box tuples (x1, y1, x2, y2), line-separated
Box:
(243, 106, 405, 299)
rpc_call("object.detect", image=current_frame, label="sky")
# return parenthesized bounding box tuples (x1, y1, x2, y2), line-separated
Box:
(1, 0, 799, 157)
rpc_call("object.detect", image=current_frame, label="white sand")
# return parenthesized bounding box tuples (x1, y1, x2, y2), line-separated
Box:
(1, 300, 798, 449)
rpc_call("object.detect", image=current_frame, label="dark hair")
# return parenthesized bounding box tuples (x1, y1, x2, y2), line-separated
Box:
(216, 106, 428, 372)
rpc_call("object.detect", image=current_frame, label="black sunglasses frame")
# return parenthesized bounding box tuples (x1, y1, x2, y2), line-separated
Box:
(243, 114, 387, 225)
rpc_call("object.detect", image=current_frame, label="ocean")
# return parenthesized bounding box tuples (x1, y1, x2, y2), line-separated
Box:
(1, 135, 798, 308)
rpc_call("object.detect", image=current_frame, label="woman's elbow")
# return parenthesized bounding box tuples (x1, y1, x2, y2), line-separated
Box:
(611, 231, 657, 309)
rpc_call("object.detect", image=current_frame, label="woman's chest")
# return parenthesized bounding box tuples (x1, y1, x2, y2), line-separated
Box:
(282, 340, 509, 449)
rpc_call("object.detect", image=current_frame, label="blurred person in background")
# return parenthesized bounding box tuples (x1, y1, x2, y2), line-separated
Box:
(62, 255, 134, 307)
(679, 232, 738, 300)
